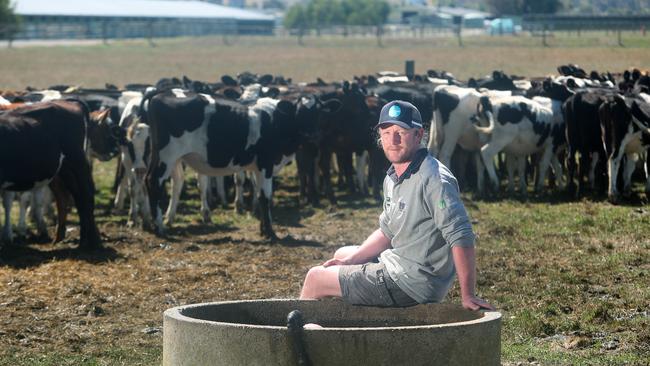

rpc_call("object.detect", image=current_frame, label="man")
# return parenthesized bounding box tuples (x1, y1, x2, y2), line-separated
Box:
(300, 100, 493, 311)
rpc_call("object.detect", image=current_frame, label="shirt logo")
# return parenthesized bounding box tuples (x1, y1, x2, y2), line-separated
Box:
(438, 199, 447, 209)
(388, 105, 401, 118)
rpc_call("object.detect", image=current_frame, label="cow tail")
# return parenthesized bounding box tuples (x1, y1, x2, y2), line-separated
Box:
(65, 98, 92, 152)
(474, 96, 495, 135)
(138, 87, 159, 125)
(427, 92, 443, 156)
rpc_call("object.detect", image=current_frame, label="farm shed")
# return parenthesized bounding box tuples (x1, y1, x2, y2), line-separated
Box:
(10, 0, 275, 40)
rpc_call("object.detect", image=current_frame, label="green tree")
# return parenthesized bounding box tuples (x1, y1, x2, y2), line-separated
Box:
(0, 0, 20, 46)
(307, 0, 344, 36)
(487, 0, 562, 15)
(344, 0, 390, 46)
(521, 0, 562, 14)
(284, 4, 309, 45)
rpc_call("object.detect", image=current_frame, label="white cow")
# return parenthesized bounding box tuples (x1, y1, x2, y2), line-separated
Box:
(427, 85, 512, 192)
(473, 95, 557, 194)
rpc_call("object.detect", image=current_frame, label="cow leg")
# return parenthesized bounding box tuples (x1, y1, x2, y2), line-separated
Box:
(213, 176, 227, 209)
(296, 147, 319, 206)
(126, 173, 138, 227)
(480, 146, 500, 192)
(474, 153, 485, 195)
(608, 154, 623, 203)
(234, 171, 246, 214)
(644, 152, 650, 199)
(114, 166, 129, 212)
(254, 171, 276, 240)
(505, 154, 517, 195)
(30, 187, 49, 240)
(319, 150, 336, 205)
(59, 157, 101, 249)
(622, 153, 639, 198)
(310, 152, 321, 206)
(295, 149, 309, 205)
(164, 161, 184, 226)
(339, 152, 355, 194)
(197, 174, 212, 224)
(355, 151, 369, 195)
(516, 156, 528, 196)
(566, 148, 578, 198)
(589, 152, 600, 191)
(576, 152, 590, 196)
(2, 191, 14, 244)
(49, 176, 68, 243)
(480, 135, 513, 193)
(130, 169, 152, 230)
(438, 129, 462, 168)
(535, 147, 555, 193)
(249, 172, 259, 214)
(550, 154, 566, 191)
(17, 191, 30, 239)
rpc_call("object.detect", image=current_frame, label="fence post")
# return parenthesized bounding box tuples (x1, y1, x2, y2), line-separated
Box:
(102, 20, 108, 45)
(405, 60, 415, 79)
(617, 27, 623, 47)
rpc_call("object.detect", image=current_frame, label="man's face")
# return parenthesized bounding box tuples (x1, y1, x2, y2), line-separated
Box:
(378, 124, 424, 164)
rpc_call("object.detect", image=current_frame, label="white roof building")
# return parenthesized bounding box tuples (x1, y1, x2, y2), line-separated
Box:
(10, 0, 275, 39)
(12, 0, 273, 21)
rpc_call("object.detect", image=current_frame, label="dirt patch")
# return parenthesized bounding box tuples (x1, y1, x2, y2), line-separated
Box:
(0, 179, 382, 359)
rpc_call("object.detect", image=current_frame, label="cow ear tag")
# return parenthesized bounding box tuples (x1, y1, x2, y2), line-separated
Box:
(388, 105, 401, 118)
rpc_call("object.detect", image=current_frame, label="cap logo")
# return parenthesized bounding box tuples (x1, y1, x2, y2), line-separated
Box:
(388, 105, 401, 118)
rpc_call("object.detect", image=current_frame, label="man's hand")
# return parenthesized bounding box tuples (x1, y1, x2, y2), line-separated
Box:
(461, 295, 495, 311)
(322, 257, 348, 267)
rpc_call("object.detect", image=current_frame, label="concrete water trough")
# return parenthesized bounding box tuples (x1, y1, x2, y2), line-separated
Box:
(163, 298, 501, 366)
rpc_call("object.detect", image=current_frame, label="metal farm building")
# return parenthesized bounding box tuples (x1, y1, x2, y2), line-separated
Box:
(11, 0, 275, 40)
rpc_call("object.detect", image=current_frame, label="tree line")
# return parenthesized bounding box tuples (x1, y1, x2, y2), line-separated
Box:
(283, 0, 390, 45)
(0, 0, 20, 44)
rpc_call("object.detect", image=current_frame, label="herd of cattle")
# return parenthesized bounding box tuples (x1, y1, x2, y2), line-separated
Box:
(1, 64, 650, 250)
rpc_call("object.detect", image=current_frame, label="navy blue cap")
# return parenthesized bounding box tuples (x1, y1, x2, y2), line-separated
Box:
(377, 100, 423, 129)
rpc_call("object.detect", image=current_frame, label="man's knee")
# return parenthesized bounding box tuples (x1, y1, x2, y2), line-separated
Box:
(301, 265, 341, 299)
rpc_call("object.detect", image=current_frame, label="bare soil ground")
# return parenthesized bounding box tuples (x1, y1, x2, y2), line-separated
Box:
(0, 167, 390, 363)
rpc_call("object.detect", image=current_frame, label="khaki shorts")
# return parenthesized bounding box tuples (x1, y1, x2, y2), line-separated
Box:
(338, 262, 418, 307)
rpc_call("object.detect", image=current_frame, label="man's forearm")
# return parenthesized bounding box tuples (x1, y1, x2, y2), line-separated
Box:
(452, 245, 477, 298)
(347, 229, 392, 264)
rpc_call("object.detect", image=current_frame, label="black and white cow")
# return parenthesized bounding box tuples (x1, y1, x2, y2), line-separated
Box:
(145, 90, 320, 239)
(115, 93, 205, 228)
(427, 85, 513, 192)
(563, 89, 618, 197)
(599, 95, 650, 202)
(0, 100, 101, 249)
(473, 95, 558, 194)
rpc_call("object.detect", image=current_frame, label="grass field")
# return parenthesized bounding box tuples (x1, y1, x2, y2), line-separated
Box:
(1, 34, 649, 365)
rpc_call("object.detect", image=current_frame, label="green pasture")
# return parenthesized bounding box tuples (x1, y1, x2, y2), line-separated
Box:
(1, 34, 649, 365)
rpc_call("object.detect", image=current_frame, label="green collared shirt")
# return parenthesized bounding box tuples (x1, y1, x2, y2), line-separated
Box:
(379, 148, 475, 304)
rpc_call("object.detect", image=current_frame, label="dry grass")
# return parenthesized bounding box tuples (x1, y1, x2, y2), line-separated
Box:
(1, 33, 650, 90)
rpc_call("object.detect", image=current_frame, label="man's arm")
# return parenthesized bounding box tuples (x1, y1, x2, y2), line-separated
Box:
(452, 245, 495, 311)
(323, 229, 391, 267)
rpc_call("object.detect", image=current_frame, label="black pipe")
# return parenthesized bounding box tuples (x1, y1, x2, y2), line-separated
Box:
(287, 310, 312, 366)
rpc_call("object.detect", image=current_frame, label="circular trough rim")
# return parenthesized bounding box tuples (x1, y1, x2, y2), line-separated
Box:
(164, 298, 502, 331)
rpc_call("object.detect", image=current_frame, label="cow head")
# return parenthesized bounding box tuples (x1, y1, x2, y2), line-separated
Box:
(295, 95, 342, 145)
(87, 108, 124, 161)
(127, 122, 151, 182)
(542, 80, 575, 102)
